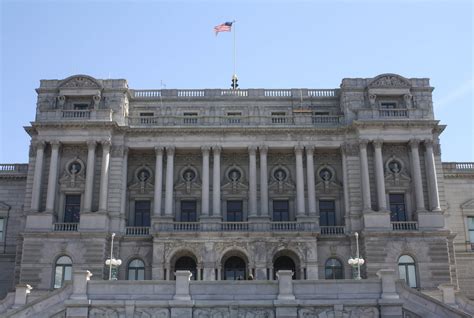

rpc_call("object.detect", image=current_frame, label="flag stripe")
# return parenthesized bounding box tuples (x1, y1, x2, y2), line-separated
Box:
(214, 22, 233, 35)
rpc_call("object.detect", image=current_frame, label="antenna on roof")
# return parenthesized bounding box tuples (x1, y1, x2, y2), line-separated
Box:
(160, 80, 166, 109)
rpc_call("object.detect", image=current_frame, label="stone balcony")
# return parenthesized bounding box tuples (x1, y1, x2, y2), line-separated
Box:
(35, 109, 113, 122)
(0, 164, 28, 178)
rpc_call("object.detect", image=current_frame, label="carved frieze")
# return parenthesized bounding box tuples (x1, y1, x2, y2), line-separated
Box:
(133, 308, 169, 318)
(89, 307, 125, 318)
(268, 165, 295, 194)
(59, 157, 86, 190)
(59, 75, 101, 89)
(368, 74, 411, 88)
(298, 306, 378, 318)
(128, 165, 154, 195)
(384, 156, 411, 187)
(193, 308, 230, 318)
(222, 164, 248, 195)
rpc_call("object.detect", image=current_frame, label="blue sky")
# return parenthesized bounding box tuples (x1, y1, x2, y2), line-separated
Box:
(1, 0, 472, 163)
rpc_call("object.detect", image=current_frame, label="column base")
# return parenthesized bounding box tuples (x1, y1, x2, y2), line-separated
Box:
(25, 212, 54, 231)
(152, 216, 175, 232)
(363, 211, 391, 230)
(418, 210, 445, 230)
(79, 212, 109, 231)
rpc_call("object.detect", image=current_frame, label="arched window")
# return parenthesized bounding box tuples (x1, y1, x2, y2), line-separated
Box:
(54, 256, 72, 288)
(325, 258, 343, 279)
(224, 256, 246, 280)
(174, 256, 197, 280)
(398, 255, 417, 288)
(127, 259, 145, 280)
(273, 256, 296, 280)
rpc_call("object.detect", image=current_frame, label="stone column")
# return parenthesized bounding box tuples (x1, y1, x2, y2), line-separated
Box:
(30, 141, 45, 211)
(359, 139, 372, 211)
(259, 145, 269, 217)
(154, 147, 164, 217)
(248, 146, 258, 217)
(409, 139, 425, 212)
(120, 147, 129, 215)
(212, 146, 222, 217)
(424, 139, 441, 211)
(306, 145, 316, 217)
(164, 146, 175, 217)
(341, 145, 350, 227)
(373, 139, 387, 211)
(295, 145, 306, 216)
(45, 140, 61, 213)
(83, 141, 96, 212)
(201, 146, 210, 216)
(98, 140, 111, 212)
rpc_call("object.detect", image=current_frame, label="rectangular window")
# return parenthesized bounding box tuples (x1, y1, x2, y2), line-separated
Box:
(314, 112, 330, 116)
(273, 200, 289, 221)
(380, 102, 397, 109)
(73, 103, 89, 110)
(227, 200, 243, 221)
(64, 195, 81, 223)
(468, 217, 474, 247)
(389, 194, 407, 222)
(226, 112, 242, 124)
(181, 200, 197, 222)
(183, 112, 198, 124)
(0, 218, 4, 241)
(271, 112, 286, 124)
(319, 200, 336, 226)
(139, 112, 154, 117)
(134, 200, 151, 226)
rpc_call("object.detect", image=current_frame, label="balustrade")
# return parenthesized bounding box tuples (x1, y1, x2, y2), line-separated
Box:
(391, 222, 418, 231)
(125, 226, 150, 236)
(0, 164, 28, 173)
(320, 226, 345, 236)
(53, 223, 78, 232)
(379, 109, 408, 118)
(62, 110, 91, 119)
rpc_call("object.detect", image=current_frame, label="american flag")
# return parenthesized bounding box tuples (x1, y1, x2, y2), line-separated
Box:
(214, 22, 233, 35)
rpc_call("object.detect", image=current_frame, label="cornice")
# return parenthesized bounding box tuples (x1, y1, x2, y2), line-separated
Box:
(353, 120, 441, 130)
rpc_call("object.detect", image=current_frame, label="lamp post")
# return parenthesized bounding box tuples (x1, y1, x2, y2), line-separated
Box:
(105, 233, 122, 280)
(348, 232, 365, 280)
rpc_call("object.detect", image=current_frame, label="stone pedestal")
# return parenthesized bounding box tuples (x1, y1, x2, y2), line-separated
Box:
(13, 284, 32, 308)
(79, 212, 109, 231)
(277, 270, 295, 300)
(274, 300, 298, 318)
(418, 211, 445, 230)
(363, 211, 391, 230)
(25, 213, 53, 231)
(65, 300, 89, 318)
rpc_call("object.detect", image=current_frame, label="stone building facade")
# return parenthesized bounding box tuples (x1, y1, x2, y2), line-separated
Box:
(0, 73, 473, 317)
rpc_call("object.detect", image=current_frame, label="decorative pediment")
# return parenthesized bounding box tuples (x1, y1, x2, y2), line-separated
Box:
(384, 156, 411, 187)
(129, 165, 154, 195)
(461, 199, 474, 211)
(315, 165, 341, 193)
(0, 201, 11, 213)
(174, 165, 200, 194)
(368, 73, 411, 88)
(221, 164, 248, 194)
(59, 157, 86, 190)
(58, 75, 102, 89)
(268, 165, 295, 194)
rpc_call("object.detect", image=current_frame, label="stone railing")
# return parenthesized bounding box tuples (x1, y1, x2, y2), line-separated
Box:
(443, 162, 474, 172)
(320, 226, 345, 236)
(0, 164, 28, 175)
(391, 221, 418, 231)
(156, 221, 316, 232)
(379, 109, 408, 118)
(125, 226, 150, 236)
(128, 115, 343, 127)
(53, 223, 78, 232)
(130, 88, 340, 99)
(36, 109, 113, 122)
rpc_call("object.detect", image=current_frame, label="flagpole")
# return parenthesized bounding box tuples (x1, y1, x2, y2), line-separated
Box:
(233, 20, 236, 79)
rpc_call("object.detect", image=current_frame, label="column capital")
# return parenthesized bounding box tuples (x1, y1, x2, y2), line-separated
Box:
(372, 139, 384, 148)
(409, 138, 420, 148)
(34, 140, 46, 150)
(201, 145, 211, 154)
(424, 139, 434, 148)
(50, 140, 61, 149)
(123, 146, 129, 156)
(341, 142, 358, 156)
(358, 139, 369, 149)
(259, 145, 268, 154)
(305, 145, 315, 154)
(101, 139, 111, 149)
(294, 144, 304, 154)
(213, 145, 222, 154)
(166, 146, 175, 156)
(248, 145, 258, 154)
(86, 140, 97, 149)
(154, 146, 164, 155)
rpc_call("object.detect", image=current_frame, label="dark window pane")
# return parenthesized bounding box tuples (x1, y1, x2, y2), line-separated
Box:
(319, 200, 335, 226)
(325, 258, 343, 279)
(224, 256, 246, 280)
(64, 195, 81, 223)
(273, 200, 289, 221)
(227, 200, 243, 221)
(389, 194, 406, 221)
(135, 200, 151, 226)
(181, 201, 197, 222)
